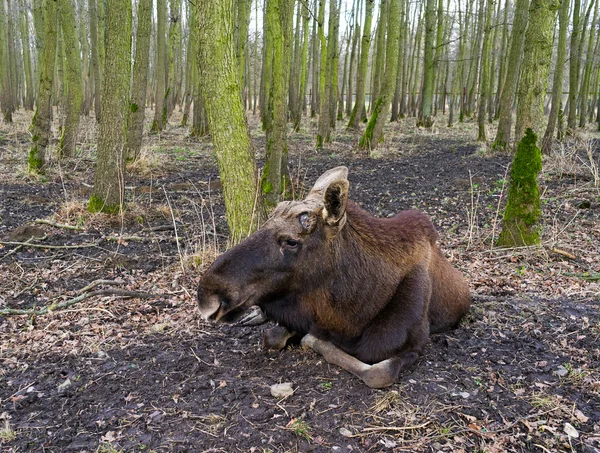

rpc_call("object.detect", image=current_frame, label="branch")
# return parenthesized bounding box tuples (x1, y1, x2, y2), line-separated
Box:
(0, 239, 100, 249)
(34, 219, 84, 231)
(0, 283, 160, 317)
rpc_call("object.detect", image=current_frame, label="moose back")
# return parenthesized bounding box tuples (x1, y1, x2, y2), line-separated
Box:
(197, 166, 471, 388)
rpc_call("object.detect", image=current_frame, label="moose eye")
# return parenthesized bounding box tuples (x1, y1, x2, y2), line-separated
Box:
(299, 213, 310, 230)
(286, 239, 298, 247)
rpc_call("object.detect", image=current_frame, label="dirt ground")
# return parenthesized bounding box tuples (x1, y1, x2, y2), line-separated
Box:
(1, 111, 599, 453)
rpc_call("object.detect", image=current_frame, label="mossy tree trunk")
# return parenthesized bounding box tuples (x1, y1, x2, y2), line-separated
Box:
(317, 0, 339, 146)
(514, 0, 560, 145)
(492, 0, 529, 150)
(197, 0, 266, 245)
(347, 0, 374, 130)
(89, 0, 132, 214)
(370, 0, 387, 113)
(77, 0, 91, 116)
(29, 0, 57, 174)
(151, 0, 167, 132)
(165, 0, 181, 120)
(497, 128, 543, 247)
(476, 0, 493, 141)
(542, 0, 569, 153)
(58, 0, 82, 158)
(262, 0, 292, 205)
(359, 0, 400, 149)
(346, 0, 360, 118)
(124, 0, 152, 161)
(315, 0, 328, 148)
(417, 0, 437, 128)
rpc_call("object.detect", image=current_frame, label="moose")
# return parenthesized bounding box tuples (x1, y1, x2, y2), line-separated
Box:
(197, 166, 471, 388)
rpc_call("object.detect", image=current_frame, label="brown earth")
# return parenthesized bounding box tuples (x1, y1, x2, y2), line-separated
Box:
(1, 111, 599, 452)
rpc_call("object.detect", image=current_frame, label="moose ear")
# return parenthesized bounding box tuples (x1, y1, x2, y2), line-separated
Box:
(322, 179, 349, 226)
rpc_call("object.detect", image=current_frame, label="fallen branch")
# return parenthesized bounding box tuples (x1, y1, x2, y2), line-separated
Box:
(0, 239, 100, 250)
(0, 288, 158, 317)
(34, 219, 84, 231)
(0, 236, 45, 261)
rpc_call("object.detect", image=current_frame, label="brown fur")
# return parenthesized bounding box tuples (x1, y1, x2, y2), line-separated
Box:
(197, 167, 471, 385)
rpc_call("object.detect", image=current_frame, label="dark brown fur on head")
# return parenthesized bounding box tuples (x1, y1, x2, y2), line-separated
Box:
(197, 166, 471, 381)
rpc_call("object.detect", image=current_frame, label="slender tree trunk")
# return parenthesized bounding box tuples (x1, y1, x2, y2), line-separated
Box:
(477, 0, 493, 141)
(125, 0, 152, 161)
(315, 0, 328, 147)
(346, 0, 360, 117)
(494, 0, 510, 119)
(567, 0, 581, 132)
(359, 0, 400, 149)
(310, 0, 319, 117)
(197, 0, 265, 245)
(151, 0, 167, 131)
(347, 0, 374, 129)
(370, 0, 388, 112)
(578, 0, 598, 128)
(58, 0, 83, 158)
(542, 0, 569, 153)
(28, 0, 57, 173)
(19, 0, 35, 110)
(293, 0, 310, 130)
(89, 0, 132, 214)
(492, 0, 529, 149)
(89, 0, 102, 121)
(417, 0, 437, 127)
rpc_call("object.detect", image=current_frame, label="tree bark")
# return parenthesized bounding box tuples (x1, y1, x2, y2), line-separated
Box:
(58, 0, 83, 158)
(492, 0, 529, 149)
(359, 0, 400, 149)
(151, 0, 167, 131)
(197, 0, 265, 245)
(89, 0, 132, 214)
(542, 0, 569, 153)
(28, 0, 57, 174)
(125, 0, 152, 161)
(347, 0, 374, 129)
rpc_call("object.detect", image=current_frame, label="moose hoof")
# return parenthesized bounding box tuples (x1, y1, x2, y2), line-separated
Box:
(361, 359, 397, 389)
(263, 325, 296, 351)
(237, 307, 268, 326)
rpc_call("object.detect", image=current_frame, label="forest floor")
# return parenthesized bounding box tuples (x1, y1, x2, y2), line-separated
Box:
(1, 110, 599, 453)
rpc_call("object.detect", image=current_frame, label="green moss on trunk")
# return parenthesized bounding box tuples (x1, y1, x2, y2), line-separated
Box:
(497, 128, 542, 247)
(88, 194, 121, 214)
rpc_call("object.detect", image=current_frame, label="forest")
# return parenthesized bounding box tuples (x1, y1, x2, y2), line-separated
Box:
(1, 0, 600, 451)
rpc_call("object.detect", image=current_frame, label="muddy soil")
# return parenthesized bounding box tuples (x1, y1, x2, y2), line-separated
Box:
(1, 113, 599, 452)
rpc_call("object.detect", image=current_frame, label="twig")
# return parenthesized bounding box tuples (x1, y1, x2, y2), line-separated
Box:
(362, 421, 431, 433)
(0, 235, 43, 261)
(78, 279, 125, 293)
(34, 219, 84, 231)
(551, 248, 577, 260)
(0, 289, 158, 317)
(162, 186, 185, 274)
(105, 235, 145, 242)
(0, 239, 100, 250)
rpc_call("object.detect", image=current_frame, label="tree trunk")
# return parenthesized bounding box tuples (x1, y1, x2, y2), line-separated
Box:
(492, 0, 529, 149)
(578, 0, 598, 128)
(293, 0, 310, 130)
(262, 0, 292, 204)
(497, 129, 542, 247)
(125, 0, 152, 161)
(567, 0, 581, 132)
(542, 0, 569, 153)
(19, 0, 35, 110)
(28, 0, 57, 174)
(417, 0, 437, 127)
(477, 0, 493, 141)
(197, 0, 265, 245)
(151, 0, 167, 131)
(89, 0, 132, 214)
(370, 0, 388, 112)
(347, 0, 374, 129)
(58, 0, 83, 158)
(514, 0, 559, 145)
(89, 0, 102, 121)
(359, 0, 400, 149)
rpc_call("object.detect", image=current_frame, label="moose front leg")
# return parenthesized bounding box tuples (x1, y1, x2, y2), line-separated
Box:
(263, 325, 298, 351)
(301, 334, 418, 389)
